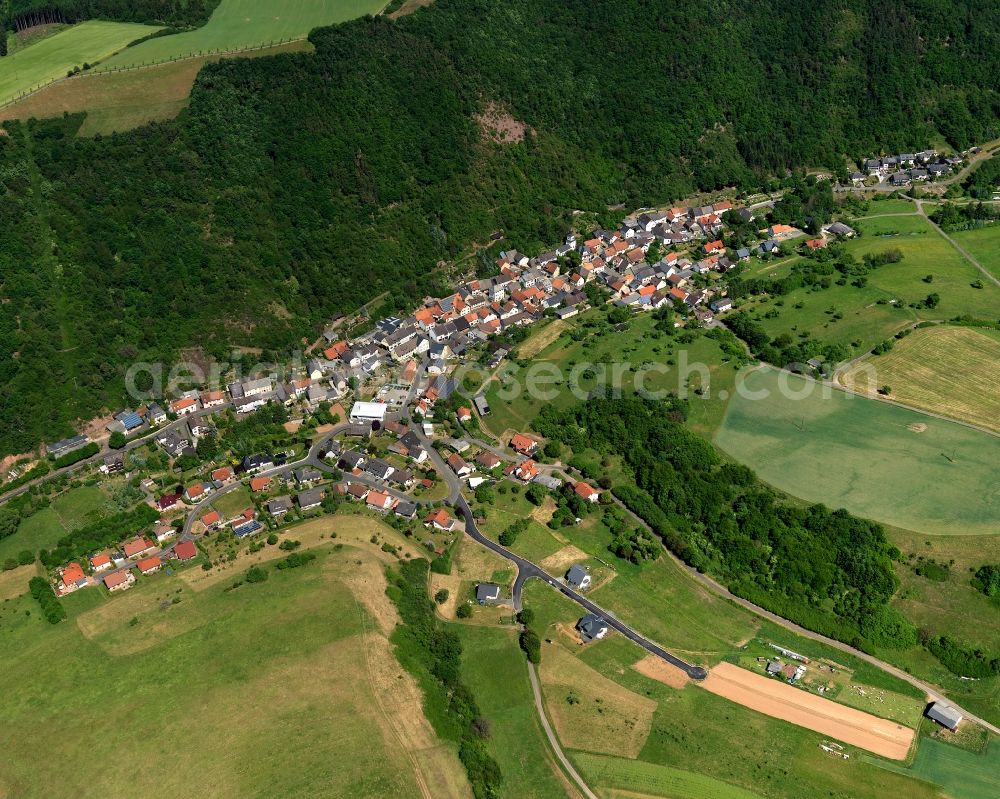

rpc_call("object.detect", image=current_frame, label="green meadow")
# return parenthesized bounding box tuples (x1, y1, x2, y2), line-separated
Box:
(714, 367, 1000, 536)
(518, 582, 939, 799)
(867, 736, 1000, 799)
(483, 311, 740, 439)
(0, 542, 460, 798)
(747, 212, 1000, 354)
(0, 20, 160, 105)
(950, 222, 1000, 280)
(455, 624, 571, 799)
(99, 0, 390, 70)
(0, 485, 107, 564)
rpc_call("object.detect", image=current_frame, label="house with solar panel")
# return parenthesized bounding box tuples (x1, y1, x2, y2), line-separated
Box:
(107, 409, 144, 435)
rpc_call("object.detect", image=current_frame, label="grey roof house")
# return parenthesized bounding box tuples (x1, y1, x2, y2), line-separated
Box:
(476, 583, 502, 604)
(576, 613, 609, 641)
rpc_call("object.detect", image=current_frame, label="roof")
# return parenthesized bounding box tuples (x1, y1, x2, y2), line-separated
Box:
(576, 613, 607, 639)
(137, 556, 162, 573)
(61, 562, 86, 586)
(366, 490, 392, 507)
(104, 571, 131, 589)
(249, 477, 271, 492)
(566, 564, 589, 585)
(510, 433, 537, 452)
(200, 510, 221, 526)
(297, 488, 324, 507)
(476, 583, 501, 603)
(174, 541, 198, 561)
(90, 552, 111, 568)
(574, 482, 598, 498)
(350, 401, 388, 421)
(425, 508, 453, 527)
(123, 536, 153, 558)
(927, 702, 963, 728)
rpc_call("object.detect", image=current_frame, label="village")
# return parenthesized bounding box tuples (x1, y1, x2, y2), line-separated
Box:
(31, 192, 874, 613)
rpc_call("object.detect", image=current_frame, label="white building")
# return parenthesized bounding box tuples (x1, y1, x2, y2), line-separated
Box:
(349, 401, 388, 425)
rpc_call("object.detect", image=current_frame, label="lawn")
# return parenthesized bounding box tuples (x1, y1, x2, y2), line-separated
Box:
(0, 20, 161, 105)
(99, 0, 390, 70)
(0, 541, 466, 798)
(951, 221, 1000, 280)
(455, 624, 575, 799)
(210, 484, 254, 518)
(866, 736, 1000, 799)
(0, 41, 312, 135)
(0, 485, 107, 563)
(839, 325, 1000, 432)
(483, 311, 740, 440)
(714, 366, 1000, 536)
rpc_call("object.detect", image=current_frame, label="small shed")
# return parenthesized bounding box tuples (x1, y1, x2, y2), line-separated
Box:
(926, 702, 962, 731)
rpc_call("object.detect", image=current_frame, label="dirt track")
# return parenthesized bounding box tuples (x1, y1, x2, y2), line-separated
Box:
(701, 662, 914, 760)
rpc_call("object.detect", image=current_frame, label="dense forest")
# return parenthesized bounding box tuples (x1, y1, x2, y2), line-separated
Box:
(534, 396, 916, 651)
(1, 0, 219, 30)
(2, 0, 1000, 456)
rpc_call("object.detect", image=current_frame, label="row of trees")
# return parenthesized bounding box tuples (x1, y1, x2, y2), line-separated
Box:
(534, 396, 915, 651)
(388, 559, 502, 799)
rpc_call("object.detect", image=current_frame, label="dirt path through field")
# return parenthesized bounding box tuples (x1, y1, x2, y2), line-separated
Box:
(701, 662, 914, 759)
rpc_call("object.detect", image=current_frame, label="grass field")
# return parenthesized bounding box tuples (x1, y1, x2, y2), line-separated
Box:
(456, 624, 579, 799)
(522, 581, 937, 799)
(0, 485, 107, 563)
(0, 40, 312, 135)
(714, 367, 1000, 536)
(572, 753, 763, 799)
(746, 213, 1000, 354)
(483, 311, 740, 440)
(0, 527, 467, 798)
(839, 325, 1000, 432)
(951, 222, 1000, 280)
(0, 20, 161, 105)
(867, 737, 1000, 799)
(99, 0, 389, 71)
(888, 526, 1000, 656)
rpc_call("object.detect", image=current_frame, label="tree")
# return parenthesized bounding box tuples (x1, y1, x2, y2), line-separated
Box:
(519, 627, 541, 663)
(474, 484, 495, 504)
(17, 550, 34, 566)
(0, 507, 20, 541)
(456, 603, 472, 619)
(516, 608, 535, 626)
(108, 431, 127, 449)
(245, 566, 268, 583)
(525, 483, 546, 505)
(543, 441, 560, 459)
(434, 588, 450, 604)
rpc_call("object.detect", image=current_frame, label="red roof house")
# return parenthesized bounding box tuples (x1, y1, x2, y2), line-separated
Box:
(174, 541, 198, 561)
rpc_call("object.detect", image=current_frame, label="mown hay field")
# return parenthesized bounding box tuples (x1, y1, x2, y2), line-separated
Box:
(839, 326, 1000, 433)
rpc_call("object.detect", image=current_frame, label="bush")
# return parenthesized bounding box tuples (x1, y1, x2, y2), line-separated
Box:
(275, 551, 317, 570)
(278, 539, 301, 551)
(456, 603, 473, 619)
(108, 431, 127, 449)
(434, 588, 450, 604)
(245, 566, 269, 583)
(516, 608, 535, 626)
(266, 533, 278, 545)
(17, 550, 35, 566)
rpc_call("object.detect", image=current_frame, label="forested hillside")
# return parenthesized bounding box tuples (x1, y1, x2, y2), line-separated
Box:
(1, 0, 1000, 456)
(3, 0, 220, 29)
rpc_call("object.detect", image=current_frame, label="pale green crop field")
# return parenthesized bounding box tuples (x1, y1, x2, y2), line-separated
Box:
(99, 0, 389, 70)
(0, 20, 160, 105)
(714, 367, 1000, 536)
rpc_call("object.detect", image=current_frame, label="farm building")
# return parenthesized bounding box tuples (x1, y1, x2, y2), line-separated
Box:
(926, 702, 962, 731)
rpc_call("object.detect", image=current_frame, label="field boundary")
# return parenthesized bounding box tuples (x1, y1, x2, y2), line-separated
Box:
(0, 36, 306, 111)
(700, 662, 915, 759)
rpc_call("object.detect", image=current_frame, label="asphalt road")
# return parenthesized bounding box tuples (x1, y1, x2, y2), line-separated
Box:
(453, 493, 708, 680)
